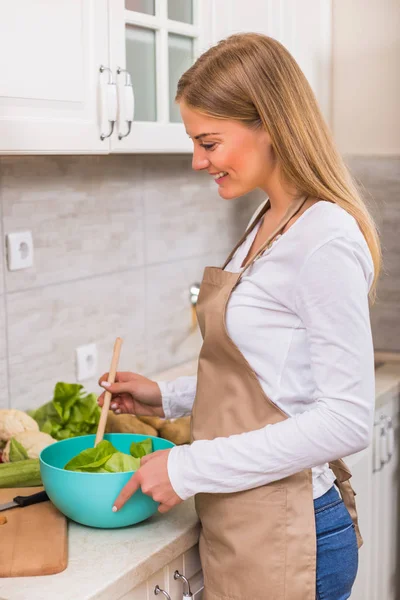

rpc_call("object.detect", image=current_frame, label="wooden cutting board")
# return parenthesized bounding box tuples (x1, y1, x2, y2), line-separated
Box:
(0, 486, 68, 577)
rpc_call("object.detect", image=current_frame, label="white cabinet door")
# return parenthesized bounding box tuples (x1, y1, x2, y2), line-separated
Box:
(212, 0, 332, 124)
(108, 0, 213, 153)
(0, 0, 110, 154)
(280, 0, 332, 123)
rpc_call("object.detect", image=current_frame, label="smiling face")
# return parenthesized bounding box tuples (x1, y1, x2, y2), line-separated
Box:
(180, 101, 276, 200)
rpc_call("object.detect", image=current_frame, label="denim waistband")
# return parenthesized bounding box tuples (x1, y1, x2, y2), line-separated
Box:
(313, 485, 340, 512)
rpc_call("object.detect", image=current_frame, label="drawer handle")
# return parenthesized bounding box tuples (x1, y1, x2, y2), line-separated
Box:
(154, 585, 171, 599)
(174, 570, 193, 598)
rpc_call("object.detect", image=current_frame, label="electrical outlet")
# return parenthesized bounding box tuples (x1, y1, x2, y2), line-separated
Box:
(6, 231, 34, 270)
(75, 343, 98, 381)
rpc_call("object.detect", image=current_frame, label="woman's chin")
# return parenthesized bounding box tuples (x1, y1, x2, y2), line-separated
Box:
(218, 185, 246, 200)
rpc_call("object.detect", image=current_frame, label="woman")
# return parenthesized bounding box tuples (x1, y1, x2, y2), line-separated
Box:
(98, 33, 381, 600)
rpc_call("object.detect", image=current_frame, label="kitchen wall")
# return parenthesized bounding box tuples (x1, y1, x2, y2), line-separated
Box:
(332, 0, 400, 354)
(332, 0, 400, 154)
(0, 156, 262, 410)
(0, 155, 398, 411)
(347, 156, 400, 353)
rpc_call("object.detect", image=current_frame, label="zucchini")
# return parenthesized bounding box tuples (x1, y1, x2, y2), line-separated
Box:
(0, 458, 42, 488)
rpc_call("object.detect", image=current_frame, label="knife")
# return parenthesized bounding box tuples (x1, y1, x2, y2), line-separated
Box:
(0, 490, 49, 512)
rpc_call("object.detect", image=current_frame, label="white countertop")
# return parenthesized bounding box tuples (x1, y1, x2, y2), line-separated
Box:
(1, 359, 399, 600)
(0, 499, 200, 600)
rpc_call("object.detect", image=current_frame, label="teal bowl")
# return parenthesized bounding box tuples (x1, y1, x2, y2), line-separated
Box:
(39, 433, 175, 529)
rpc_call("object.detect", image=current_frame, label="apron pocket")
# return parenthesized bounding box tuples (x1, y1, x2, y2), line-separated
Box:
(196, 484, 287, 599)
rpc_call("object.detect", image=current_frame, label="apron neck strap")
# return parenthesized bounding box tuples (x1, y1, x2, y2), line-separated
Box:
(222, 199, 271, 270)
(225, 194, 309, 281)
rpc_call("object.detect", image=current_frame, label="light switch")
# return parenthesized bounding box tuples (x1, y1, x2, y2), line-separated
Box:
(6, 231, 34, 270)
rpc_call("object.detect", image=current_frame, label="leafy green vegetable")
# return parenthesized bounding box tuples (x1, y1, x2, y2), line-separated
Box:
(64, 438, 152, 473)
(103, 452, 140, 473)
(9, 438, 29, 462)
(130, 438, 152, 459)
(64, 440, 117, 471)
(28, 382, 100, 440)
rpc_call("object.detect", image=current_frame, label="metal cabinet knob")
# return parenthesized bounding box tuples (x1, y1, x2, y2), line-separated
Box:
(154, 585, 171, 598)
(116, 66, 134, 139)
(99, 65, 117, 140)
(174, 570, 193, 598)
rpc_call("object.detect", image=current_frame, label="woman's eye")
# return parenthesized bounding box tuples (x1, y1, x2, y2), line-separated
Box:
(200, 143, 216, 151)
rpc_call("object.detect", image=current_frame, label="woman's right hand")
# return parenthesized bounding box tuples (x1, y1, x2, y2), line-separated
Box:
(97, 371, 165, 418)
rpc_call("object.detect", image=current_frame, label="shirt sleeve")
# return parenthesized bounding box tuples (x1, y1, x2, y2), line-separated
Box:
(167, 236, 376, 500)
(157, 376, 197, 419)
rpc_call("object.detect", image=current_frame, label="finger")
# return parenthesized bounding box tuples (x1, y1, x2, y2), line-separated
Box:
(112, 473, 141, 511)
(98, 372, 110, 386)
(100, 380, 133, 396)
(140, 452, 159, 466)
(158, 503, 172, 514)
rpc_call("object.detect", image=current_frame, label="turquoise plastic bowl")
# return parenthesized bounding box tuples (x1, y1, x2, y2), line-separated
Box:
(39, 433, 175, 529)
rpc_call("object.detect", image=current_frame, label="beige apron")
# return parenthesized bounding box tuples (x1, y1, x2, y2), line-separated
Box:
(191, 196, 363, 600)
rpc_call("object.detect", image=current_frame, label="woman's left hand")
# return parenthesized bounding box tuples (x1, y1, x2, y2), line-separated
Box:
(112, 449, 183, 514)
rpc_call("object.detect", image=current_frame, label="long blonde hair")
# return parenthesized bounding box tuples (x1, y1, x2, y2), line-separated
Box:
(176, 33, 381, 300)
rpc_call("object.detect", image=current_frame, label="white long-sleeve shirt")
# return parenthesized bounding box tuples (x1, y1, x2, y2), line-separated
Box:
(159, 201, 375, 501)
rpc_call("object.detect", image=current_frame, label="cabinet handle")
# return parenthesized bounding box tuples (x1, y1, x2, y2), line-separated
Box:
(174, 569, 193, 598)
(373, 420, 383, 473)
(380, 415, 389, 468)
(99, 65, 117, 140)
(116, 67, 134, 140)
(154, 585, 171, 599)
(386, 416, 394, 461)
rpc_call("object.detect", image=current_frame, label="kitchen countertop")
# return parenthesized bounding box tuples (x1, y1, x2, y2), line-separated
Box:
(0, 359, 399, 600)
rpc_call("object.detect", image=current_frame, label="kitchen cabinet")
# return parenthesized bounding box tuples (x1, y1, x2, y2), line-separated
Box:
(0, 0, 110, 153)
(0, 0, 213, 154)
(0, 0, 331, 154)
(109, 0, 213, 153)
(346, 387, 400, 600)
(211, 0, 332, 123)
(118, 543, 204, 600)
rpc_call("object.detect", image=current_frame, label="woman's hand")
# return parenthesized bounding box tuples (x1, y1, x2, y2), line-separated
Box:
(112, 449, 183, 514)
(97, 371, 165, 417)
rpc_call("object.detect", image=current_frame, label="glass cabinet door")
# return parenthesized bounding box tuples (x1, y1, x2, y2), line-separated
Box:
(109, 0, 213, 152)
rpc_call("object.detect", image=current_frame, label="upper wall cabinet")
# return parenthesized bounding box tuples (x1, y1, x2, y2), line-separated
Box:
(0, 0, 109, 154)
(109, 0, 213, 153)
(211, 0, 332, 125)
(0, 0, 330, 154)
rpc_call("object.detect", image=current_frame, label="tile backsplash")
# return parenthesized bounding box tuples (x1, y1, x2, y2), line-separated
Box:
(0, 154, 398, 411)
(346, 156, 400, 354)
(0, 155, 262, 410)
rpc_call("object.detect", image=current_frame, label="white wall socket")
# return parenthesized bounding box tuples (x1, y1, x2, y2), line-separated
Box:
(75, 343, 98, 382)
(6, 231, 34, 270)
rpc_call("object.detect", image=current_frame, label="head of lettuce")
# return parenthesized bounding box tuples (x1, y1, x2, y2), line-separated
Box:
(28, 382, 100, 440)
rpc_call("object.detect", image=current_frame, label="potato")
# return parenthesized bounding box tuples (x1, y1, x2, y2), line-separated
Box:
(105, 412, 158, 437)
(136, 415, 165, 431)
(159, 417, 191, 445)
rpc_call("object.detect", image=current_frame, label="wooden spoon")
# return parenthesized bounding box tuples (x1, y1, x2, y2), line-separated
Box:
(95, 337, 123, 446)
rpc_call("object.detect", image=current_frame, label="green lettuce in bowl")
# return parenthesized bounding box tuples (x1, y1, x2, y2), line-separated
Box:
(64, 438, 153, 473)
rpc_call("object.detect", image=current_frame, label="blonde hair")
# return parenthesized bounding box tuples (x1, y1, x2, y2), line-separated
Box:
(176, 33, 381, 300)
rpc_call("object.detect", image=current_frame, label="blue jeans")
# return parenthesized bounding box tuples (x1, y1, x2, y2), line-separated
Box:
(315, 485, 359, 599)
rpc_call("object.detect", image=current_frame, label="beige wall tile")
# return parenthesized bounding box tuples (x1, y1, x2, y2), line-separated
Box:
(143, 155, 263, 264)
(0, 297, 8, 408)
(145, 251, 229, 375)
(1, 156, 145, 293)
(347, 156, 400, 352)
(7, 269, 146, 411)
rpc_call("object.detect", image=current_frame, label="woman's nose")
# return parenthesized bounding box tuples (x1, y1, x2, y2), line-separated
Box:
(192, 148, 210, 171)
